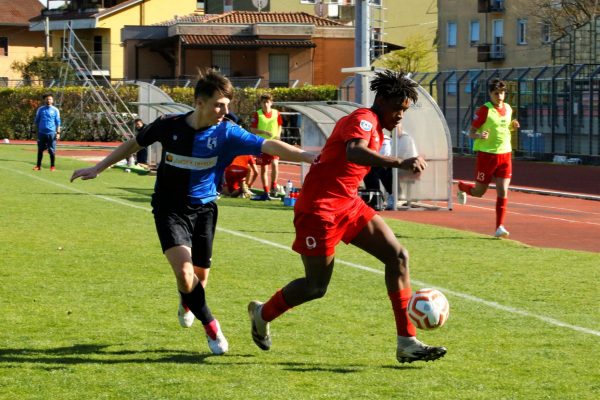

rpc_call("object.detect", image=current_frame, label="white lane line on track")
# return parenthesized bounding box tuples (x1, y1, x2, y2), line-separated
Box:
(462, 202, 600, 226)
(471, 195, 600, 216)
(7, 166, 599, 337)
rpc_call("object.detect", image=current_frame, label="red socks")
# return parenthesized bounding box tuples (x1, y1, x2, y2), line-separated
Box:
(496, 197, 508, 228)
(458, 181, 475, 195)
(261, 289, 292, 322)
(203, 319, 218, 340)
(388, 288, 417, 337)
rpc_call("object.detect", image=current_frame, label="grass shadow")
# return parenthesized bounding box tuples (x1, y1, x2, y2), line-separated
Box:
(0, 344, 212, 366)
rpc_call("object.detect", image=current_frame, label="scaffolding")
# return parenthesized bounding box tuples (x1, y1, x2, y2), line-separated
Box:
(57, 22, 136, 141)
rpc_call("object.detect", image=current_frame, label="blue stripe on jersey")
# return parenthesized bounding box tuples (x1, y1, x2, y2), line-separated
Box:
(188, 121, 264, 204)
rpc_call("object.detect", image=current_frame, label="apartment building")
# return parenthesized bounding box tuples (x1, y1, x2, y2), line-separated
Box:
(438, 0, 552, 71)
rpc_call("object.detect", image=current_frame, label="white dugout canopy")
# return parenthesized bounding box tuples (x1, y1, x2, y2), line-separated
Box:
(275, 83, 453, 210)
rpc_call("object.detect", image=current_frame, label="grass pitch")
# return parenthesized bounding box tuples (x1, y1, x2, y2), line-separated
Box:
(0, 145, 598, 399)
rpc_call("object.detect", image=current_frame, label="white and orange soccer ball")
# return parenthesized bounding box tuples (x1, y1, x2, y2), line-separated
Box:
(407, 288, 449, 330)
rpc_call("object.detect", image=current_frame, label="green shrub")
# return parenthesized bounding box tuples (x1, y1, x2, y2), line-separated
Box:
(0, 84, 337, 141)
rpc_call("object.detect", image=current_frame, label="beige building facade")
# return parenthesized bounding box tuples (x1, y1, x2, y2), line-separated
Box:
(0, 0, 46, 82)
(438, 0, 552, 72)
(29, 0, 198, 80)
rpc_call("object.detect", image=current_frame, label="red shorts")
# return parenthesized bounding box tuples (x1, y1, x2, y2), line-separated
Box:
(225, 167, 248, 192)
(292, 197, 376, 256)
(255, 153, 279, 166)
(475, 151, 512, 184)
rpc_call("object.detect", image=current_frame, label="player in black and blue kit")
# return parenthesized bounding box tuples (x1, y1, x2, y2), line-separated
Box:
(70, 70, 315, 355)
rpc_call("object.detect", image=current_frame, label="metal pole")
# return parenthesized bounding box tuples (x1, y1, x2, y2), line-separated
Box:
(588, 66, 600, 156)
(569, 64, 586, 154)
(455, 70, 470, 151)
(44, 16, 50, 56)
(532, 66, 548, 135)
(354, 0, 370, 105)
(551, 65, 568, 153)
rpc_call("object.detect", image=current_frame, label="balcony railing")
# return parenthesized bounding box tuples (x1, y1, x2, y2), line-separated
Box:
(477, 44, 505, 62)
(477, 0, 505, 13)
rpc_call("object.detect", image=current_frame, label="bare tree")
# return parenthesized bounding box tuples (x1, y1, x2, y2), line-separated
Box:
(527, 0, 600, 37)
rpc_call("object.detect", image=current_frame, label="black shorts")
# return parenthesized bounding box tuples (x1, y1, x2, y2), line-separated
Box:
(152, 199, 218, 268)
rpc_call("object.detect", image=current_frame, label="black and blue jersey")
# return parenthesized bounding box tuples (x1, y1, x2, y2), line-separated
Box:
(136, 112, 264, 205)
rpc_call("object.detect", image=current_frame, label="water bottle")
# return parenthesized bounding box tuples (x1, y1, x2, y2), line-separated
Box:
(285, 180, 293, 198)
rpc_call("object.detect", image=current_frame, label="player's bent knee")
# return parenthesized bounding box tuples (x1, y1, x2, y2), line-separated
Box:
(305, 285, 328, 301)
(176, 273, 196, 293)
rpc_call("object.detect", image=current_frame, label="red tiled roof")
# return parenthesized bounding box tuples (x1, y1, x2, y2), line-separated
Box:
(181, 34, 315, 48)
(0, 0, 43, 25)
(160, 11, 343, 27)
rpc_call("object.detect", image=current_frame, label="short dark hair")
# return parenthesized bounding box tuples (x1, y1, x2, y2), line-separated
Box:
(42, 93, 53, 100)
(260, 93, 273, 102)
(134, 118, 143, 124)
(488, 78, 506, 93)
(194, 69, 234, 101)
(370, 70, 418, 104)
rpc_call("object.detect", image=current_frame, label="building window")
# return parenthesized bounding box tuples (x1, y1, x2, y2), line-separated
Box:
(447, 22, 457, 48)
(541, 22, 551, 44)
(517, 19, 527, 45)
(470, 20, 480, 46)
(492, 19, 504, 58)
(212, 50, 231, 77)
(93, 36, 102, 68)
(269, 54, 289, 88)
(0, 37, 8, 56)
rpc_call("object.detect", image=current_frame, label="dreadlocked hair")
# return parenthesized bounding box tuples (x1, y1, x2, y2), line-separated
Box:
(370, 70, 418, 104)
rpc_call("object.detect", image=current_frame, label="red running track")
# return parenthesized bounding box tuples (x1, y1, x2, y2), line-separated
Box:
(277, 162, 600, 254)
(21, 141, 595, 254)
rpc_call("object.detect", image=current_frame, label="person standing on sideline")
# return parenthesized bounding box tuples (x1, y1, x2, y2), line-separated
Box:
(456, 78, 520, 238)
(133, 118, 148, 165)
(247, 70, 447, 364)
(250, 93, 283, 200)
(33, 93, 61, 171)
(70, 69, 315, 356)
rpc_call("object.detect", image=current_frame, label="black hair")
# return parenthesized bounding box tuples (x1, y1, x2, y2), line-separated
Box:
(488, 78, 506, 93)
(134, 118, 143, 124)
(193, 68, 234, 101)
(370, 70, 418, 104)
(42, 93, 53, 100)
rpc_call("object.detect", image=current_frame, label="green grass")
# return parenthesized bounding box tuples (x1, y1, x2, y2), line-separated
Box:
(1, 145, 599, 399)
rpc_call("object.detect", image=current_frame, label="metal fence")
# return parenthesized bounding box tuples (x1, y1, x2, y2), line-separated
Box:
(411, 64, 600, 161)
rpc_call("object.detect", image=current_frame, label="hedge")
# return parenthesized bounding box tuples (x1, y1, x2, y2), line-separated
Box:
(0, 84, 338, 142)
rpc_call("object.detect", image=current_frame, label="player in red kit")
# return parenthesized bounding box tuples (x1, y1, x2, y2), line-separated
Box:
(247, 70, 447, 364)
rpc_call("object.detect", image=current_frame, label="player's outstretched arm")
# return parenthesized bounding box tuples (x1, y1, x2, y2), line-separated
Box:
(70, 139, 142, 182)
(346, 138, 426, 174)
(261, 139, 316, 164)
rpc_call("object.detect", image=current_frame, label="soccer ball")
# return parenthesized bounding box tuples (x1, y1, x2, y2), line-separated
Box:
(407, 288, 449, 330)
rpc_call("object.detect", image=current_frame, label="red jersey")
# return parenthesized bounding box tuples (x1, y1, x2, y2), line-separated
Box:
(228, 154, 255, 170)
(295, 108, 383, 213)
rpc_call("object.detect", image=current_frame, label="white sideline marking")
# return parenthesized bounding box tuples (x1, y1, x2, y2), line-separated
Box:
(6, 167, 599, 337)
(220, 229, 600, 338)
